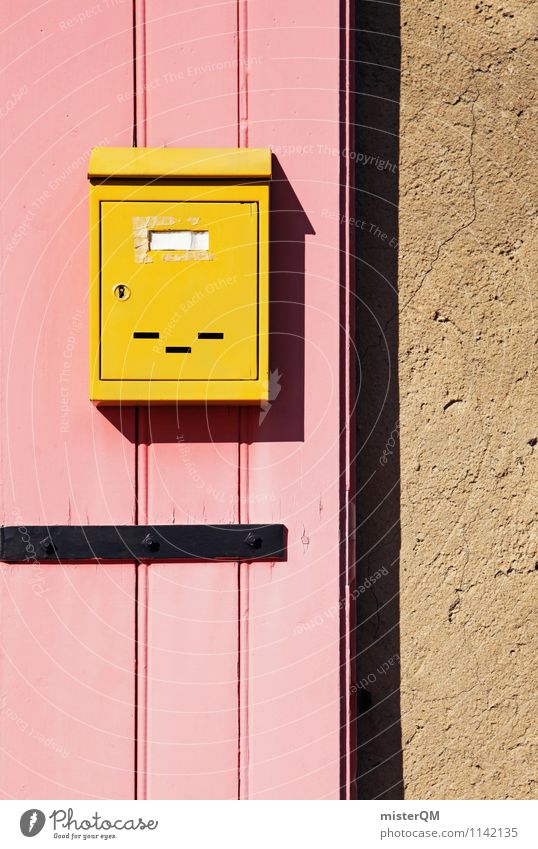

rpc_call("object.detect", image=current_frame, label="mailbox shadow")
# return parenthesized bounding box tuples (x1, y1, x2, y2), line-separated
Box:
(248, 156, 313, 443)
(352, 0, 403, 800)
(102, 158, 311, 445)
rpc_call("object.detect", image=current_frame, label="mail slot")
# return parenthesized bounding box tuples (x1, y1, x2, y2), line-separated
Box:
(88, 147, 270, 404)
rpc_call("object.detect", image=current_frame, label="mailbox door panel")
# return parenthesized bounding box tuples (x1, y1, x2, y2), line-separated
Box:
(100, 201, 258, 381)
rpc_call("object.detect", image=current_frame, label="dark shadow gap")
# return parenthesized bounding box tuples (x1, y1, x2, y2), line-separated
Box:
(353, 0, 403, 800)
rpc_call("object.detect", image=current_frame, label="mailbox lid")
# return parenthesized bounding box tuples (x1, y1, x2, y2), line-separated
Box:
(100, 200, 259, 381)
(89, 147, 272, 179)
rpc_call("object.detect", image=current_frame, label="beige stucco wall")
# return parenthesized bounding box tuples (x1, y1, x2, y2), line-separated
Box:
(399, 1, 537, 798)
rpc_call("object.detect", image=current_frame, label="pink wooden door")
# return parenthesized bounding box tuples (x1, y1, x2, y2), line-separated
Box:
(0, 0, 354, 800)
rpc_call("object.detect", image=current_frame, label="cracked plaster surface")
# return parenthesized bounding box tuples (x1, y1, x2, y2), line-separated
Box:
(398, 0, 537, 799)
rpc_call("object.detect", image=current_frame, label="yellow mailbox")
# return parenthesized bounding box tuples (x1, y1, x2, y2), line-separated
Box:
(88, 147, 270, 404)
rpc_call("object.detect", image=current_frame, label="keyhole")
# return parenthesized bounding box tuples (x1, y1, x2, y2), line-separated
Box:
(113, 283, 130, 301)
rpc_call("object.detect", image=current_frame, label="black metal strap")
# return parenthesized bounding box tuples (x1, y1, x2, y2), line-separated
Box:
(0, 524, 286, 563)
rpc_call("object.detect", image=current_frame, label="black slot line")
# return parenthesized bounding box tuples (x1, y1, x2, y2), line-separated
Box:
(198, 332, 224, 340)
(165, 346, 192, 354)
(133, 332, 160, 339)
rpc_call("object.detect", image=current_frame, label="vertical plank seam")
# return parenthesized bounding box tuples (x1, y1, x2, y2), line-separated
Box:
(338, 0, 355, 799)
(347, 0, 357, 797)
(237, 0, 250, 801)
(133, 0, 148, 803)
(237, 0, 249, 148)
(133, 0, 147, 148)
(132, 0, 139, 800)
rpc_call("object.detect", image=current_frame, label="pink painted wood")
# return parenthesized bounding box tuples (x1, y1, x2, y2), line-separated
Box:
(0, 0, 353, 800)
(140, 0, 242, 800)
(137, 0, 353, 799)
(0, 2, 136, 797)
(246, 2, 349, 799)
